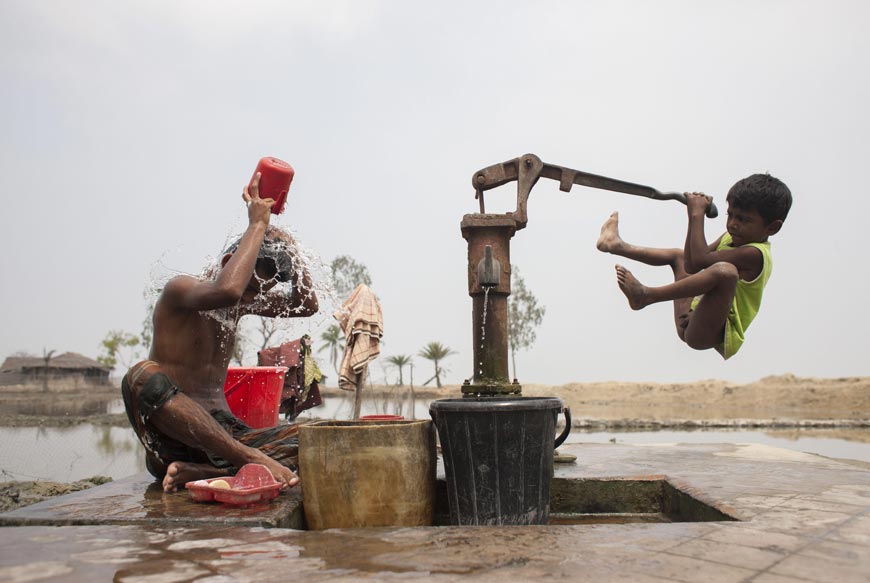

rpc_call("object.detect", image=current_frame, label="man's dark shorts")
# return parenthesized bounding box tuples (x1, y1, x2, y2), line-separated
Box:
(121, 361, 299, 479)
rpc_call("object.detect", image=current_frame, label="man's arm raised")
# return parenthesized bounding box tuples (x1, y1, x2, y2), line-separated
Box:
(162, 173, 276, 312)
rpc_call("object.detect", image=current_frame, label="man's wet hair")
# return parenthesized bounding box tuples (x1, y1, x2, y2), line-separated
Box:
(223, 233, 293, 283)
(727, 173, 792, 225)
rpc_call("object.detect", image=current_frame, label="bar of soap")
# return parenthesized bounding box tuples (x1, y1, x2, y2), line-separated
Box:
(210, 479, 231, 489)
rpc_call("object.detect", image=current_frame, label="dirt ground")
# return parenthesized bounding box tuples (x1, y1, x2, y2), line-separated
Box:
(523, 373, 870, 424)
(0, 477, 112, 513)
(326, 373, 870, 426)
(2, 374, 868, 428)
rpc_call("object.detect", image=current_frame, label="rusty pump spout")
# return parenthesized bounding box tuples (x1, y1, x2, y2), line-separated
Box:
(477, 246, 501, 288)
(461, 153, 717, 397)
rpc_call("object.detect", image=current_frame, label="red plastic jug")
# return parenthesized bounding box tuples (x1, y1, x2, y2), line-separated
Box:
(249, 157, 294, 215)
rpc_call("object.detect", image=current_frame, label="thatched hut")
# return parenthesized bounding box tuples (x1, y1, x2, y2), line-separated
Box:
(0, 352, 111, 389)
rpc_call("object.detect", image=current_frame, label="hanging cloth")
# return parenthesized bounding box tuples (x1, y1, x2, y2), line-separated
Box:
(334, 284, 384, 391)
(257, 335, 323, 418)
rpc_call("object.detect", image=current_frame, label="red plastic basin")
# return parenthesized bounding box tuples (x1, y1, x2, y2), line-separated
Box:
(186, 463, 282, 506)
(224, 366, 288, 428)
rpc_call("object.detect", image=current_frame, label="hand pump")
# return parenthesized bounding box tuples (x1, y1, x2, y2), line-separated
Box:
(461, 153, 715, 397)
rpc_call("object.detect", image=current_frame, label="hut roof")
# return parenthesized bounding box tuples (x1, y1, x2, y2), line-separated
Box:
(0, 352, 110, 372)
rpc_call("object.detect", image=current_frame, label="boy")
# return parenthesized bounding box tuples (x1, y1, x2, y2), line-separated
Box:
(596, 173, 791, 359)
(121, 172, 319, 493)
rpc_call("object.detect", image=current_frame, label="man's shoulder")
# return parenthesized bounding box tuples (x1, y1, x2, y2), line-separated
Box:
(160, 274, 201, 297)
(154, 275, 208, 314)
(164, 273, 200, 287)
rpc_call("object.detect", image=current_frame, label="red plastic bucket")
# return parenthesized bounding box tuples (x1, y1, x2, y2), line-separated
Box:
(224, 366, 288, 428)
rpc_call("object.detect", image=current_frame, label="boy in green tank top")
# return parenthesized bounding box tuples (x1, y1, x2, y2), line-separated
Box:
(596, 174, 792, 359)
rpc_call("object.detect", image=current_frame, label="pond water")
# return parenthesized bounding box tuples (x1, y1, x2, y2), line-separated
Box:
(1, 396, 867, 483)
(0, 424, 145, 483)
(2, 424, 867, 484)
(563, 429, 870, 464)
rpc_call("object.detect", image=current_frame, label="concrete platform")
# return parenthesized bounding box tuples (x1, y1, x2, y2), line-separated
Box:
(0, 474, 305, 529)
(2, 442, 870, 582)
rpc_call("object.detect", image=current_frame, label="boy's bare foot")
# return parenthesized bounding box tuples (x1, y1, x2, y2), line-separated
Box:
(615, 265, 649, 310)
(596, 212, 624, 253)
(163, 462, 228, 493)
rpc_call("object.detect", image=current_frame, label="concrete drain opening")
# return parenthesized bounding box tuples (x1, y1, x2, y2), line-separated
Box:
(432, 476, 738, 526)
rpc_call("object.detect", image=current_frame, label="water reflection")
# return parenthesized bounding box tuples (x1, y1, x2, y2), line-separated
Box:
(0, 395, 120, 417)
(2, 393, 868, 484)
(565, 429, 870, 463)
(0, 424, 145, 483)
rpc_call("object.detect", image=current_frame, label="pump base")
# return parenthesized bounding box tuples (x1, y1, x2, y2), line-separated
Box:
(461, 380, 522, 397)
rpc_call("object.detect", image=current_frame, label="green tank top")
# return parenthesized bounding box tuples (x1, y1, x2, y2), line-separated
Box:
(692, 233, 772, 359)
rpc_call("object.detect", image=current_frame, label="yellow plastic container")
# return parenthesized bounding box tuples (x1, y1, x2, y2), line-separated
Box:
(298, 419, 436, 529)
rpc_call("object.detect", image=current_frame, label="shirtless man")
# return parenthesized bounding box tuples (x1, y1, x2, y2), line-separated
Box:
(121, 172, 318, 492)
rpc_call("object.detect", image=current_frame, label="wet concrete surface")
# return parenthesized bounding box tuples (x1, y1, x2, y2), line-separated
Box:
(2, 442, 870, 582)
(0, 473, 304, 529)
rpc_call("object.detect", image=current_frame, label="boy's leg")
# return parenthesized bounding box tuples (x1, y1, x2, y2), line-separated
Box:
(597, 211, 684, 267)
(597, 212, 693, 335)
(615, 262, 738, 350)
(682, 264, 738, 350)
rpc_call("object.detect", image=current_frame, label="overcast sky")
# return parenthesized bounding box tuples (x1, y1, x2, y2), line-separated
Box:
(2, 1, 868, 386)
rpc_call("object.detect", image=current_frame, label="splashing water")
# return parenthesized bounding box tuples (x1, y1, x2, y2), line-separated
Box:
(477, 286, 491, 377)
(145, 224, 344, 365)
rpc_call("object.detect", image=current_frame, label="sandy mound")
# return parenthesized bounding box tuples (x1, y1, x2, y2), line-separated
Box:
(522, 374, 870, 423)
(323, 374, 870, 425)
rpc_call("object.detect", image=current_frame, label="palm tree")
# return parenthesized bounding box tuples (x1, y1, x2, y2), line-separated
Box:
(418, 342, 456, 388)
(386, 355, 412, 386)
(318, 325, 345, 375)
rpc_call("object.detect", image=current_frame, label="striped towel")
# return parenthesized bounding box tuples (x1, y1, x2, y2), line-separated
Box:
(334, 284, 383, 391)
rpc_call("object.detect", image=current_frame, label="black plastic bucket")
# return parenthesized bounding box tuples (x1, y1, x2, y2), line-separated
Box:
(429, 397, 571, 526)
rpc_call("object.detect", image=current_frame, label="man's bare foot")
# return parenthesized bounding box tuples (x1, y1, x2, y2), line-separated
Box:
(163, 461, 228, 493)
(615, 265, 650, 310)
(596, 212, 624, 253)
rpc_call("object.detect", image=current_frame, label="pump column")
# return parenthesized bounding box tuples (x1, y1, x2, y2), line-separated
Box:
(460, 214, 521, 396)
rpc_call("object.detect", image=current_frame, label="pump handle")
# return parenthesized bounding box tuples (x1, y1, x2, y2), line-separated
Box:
(472, 154, 718, 229)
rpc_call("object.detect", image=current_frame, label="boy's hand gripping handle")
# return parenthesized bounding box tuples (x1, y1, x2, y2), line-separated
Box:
(651, 191, 719, 219)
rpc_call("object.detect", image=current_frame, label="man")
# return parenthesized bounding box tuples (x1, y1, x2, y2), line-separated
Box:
(122, 171, 318, 492)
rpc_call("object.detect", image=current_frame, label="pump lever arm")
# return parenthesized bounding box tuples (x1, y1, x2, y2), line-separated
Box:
(539, 163, 719, 219)
(472, 153, 718, 229)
